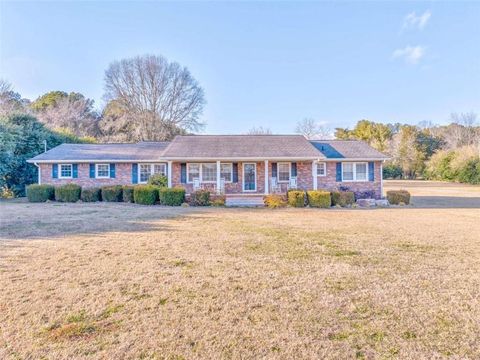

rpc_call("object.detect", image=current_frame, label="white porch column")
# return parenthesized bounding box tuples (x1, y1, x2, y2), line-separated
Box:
(216, 160, 221, 194)
(312, 161, 318, 190)
(264, 160, 269, 195)
(167, 161, 172, 187)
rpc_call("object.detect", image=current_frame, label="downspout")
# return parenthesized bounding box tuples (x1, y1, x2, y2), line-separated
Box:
(380, 160, 384, 198)
(33, 162, 41, 185)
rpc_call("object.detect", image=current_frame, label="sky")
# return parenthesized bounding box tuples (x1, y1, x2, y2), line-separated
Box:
(1, 1, 479, 134)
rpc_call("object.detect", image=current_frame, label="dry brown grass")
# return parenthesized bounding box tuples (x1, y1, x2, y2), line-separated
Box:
(1, 181, 479, 359)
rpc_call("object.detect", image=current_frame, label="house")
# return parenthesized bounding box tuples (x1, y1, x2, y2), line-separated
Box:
(27, 135, 388, 199)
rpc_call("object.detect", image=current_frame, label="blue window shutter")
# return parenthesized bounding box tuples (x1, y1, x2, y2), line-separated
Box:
(52, 164, 58, 179)
(368, 162, 374, 182)
(232, 163, 238, 183)
(271, 163, 277, 177)
(180, 163, 187, 184)
(291, 162, 297, 177)
(336, 163, 342, 182)
(132, 164, 138, 184)
(72, 164, 78, 178)
(89, 164, 95, 178)
(110, 163, 116, 178)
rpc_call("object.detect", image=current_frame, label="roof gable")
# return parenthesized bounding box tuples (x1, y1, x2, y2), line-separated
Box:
(310, 140, 388, 159)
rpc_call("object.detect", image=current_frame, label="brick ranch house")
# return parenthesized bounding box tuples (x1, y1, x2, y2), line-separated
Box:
(27, 135, 388, 199)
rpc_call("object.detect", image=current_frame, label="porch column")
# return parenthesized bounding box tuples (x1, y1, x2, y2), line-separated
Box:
(216, 160, 221, 194)
(167, 161, 172, 187)
(264, 160, 269, 195)
(312, 161, 318, 190)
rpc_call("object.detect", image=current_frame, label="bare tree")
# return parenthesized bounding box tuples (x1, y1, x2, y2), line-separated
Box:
(295, 118, 331, 139)
(103, 54, 206, 141)
(246, 126, 272, 135)
(441, 112, 479, 149)
(0, 79, 29, 117)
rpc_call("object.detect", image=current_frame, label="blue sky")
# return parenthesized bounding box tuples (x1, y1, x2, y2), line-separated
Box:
(1, 1, 479, 134)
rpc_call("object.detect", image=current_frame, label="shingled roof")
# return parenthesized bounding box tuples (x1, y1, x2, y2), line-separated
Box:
(161, 135, 323, 160)
(310, 140, 389, 159)
(27, 142, 170, 163)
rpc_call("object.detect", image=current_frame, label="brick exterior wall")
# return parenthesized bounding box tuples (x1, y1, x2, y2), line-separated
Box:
(38, 160, 382, 198)
(39, 163, 134, 187)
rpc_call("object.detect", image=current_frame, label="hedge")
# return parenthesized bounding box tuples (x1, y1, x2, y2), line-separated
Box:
(211, 195, 226, 207)
(133, 185, 158, 205)
(331, 191, 355, 207)
(122, 185, 135, 203)
(159, 187, 185, 206)
(55, 184, 81, 202)
(386, 190, 411, 205)
(101, 185, 123, 202)
(81, 187, 101, 202)
(189, 190, 210, 206)
(263, 194, 287, 208)
(287, 190, 305, 207)
(27, 184, 55, 202)
(307, 190, 331, 208)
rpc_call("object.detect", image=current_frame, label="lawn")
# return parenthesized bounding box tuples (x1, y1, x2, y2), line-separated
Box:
(1, 181, 479, 359)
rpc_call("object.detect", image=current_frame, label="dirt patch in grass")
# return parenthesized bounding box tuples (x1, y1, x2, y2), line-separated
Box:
(1, 182, 480, 358)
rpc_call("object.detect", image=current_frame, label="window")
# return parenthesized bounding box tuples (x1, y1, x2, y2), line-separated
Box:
(96, 164, 110, 178)
(201, 163, 217, 182)
(59, 164, 72, 178)
(342, 162, 368, 182)
(138, 163, 167, 183)
(220, 163, 232, 182)
(278, 162, 290, 182)
(187, 164, 200, 183)
(317, 162, 326, 176)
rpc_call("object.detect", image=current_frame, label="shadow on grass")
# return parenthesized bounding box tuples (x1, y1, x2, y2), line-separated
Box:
(410, 196, 480, 209)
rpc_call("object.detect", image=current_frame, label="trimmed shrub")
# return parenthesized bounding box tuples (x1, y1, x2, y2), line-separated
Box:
(387, 190, 411, 205)
(101, 185, 123, 202)
(55, 184, 81, 202)
(81, 187, 101, 202)
(287, 190, 305, 207)
(134, 185, 158, 205)
(263, 194, 287, 208)
(307, 190, 331, 208)
(27, 184, 55, 202)
(211, 196, 226, 207)
(147, 174, 168, 188)
(355, 190, 376, 200)
(122, 185, 135, 203)
(159, 187, 185, 206)
(189, 190, 210, 206)
(331, 191, 355, 207)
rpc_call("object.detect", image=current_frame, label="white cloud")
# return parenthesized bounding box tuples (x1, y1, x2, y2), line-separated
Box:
(403, 10, 431, 30)
(392, 45, 426, 65)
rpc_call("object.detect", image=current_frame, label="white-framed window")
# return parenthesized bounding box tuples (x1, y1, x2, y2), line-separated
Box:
(220, 163, 233, 182)
(201, 163, 217, 182)
(342, 162, 368, 182)
(96, 164, 110, 178)
(317, 162, 326, 176)
(187, 163, 200, 183)
(278, 162, 290, 182)
(59, 164, 73, 179)
(139, 163, 167, 183)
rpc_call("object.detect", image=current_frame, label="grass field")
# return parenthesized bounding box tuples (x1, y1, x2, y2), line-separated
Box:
(1, 181, 479, 359)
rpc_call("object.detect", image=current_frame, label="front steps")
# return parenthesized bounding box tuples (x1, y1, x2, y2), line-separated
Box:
(225, 195, 265, 207)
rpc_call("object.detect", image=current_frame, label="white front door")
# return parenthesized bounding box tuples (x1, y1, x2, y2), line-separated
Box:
(243, 163, 256, 191)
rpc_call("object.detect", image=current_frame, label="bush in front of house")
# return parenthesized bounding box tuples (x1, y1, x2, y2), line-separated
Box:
(81, 187, 101, 202)
(147, 174, 168, 188)
(386, 190, 411, 205)
(331, 191, 355, 207)
(287, 190, 305, 207)
(134, 185, 158, 205)
(27, 184, 55, 202)
(55, 184, 81, 202)
(159, 187, 185, 206)
(307, 190, 331, 208)
(211, 195, 226, 207)
(101, 185, 123, 202)
(122, 185, 135, 203)
(189, 189, 211, 206)
(263, 194, 287, 208)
